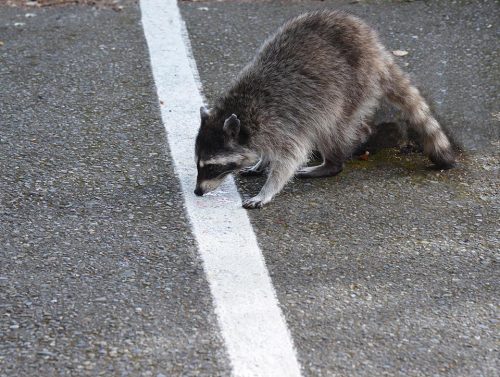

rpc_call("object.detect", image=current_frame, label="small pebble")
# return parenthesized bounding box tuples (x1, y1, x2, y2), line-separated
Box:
(392, 50, 409, 57)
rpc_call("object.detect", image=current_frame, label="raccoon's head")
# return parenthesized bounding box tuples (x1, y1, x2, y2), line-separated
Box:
(194, 106, 257, 196)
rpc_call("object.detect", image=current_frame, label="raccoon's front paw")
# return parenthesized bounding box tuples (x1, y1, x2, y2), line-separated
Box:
(242, 197, 264, 209)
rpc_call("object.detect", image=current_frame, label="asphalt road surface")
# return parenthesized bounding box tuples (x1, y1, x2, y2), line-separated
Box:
(1, 0, 498, 376)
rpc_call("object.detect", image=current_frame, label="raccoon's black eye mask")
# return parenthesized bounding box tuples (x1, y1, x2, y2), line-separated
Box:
(199, 163, 238, 180)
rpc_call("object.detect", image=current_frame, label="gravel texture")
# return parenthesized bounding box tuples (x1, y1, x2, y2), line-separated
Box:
(0, 1, 498, 376)
(180, 1, 499, 376)
(0, 5, 230, 376)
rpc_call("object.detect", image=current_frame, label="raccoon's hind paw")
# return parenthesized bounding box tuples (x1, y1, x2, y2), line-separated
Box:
(239, 167, 265, 177)
(242, 196, 264, 209)
(295, 162, 343, 178)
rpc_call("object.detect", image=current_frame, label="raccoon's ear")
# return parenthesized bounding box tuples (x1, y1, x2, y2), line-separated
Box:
(223, 114, 240, 139)
(200, 106, 210, 122)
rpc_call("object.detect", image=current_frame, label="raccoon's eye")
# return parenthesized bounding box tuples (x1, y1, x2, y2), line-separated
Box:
(202, 163, 237, 179)
(223, 163, 238, 172)
(220, 162, 238, 171)
(201, 164, 223, 179)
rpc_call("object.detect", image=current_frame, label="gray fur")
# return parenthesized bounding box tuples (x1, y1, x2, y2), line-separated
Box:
(194, 10, 456, 208)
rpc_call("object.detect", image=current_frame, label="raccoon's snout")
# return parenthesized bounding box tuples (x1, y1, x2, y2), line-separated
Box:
(195, 178, 224, 196)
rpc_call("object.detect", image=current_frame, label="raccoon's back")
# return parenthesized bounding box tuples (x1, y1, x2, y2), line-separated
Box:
(257, 11, 381, 72)
(234, 11, 389, 111)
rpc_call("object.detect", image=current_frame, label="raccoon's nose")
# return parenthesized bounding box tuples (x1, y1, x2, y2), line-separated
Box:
(194, 187, 204, 196)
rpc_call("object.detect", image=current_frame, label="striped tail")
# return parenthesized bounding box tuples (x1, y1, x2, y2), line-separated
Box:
(383, 63, 456, 169)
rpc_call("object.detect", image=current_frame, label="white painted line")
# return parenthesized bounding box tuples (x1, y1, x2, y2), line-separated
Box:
(140, 1, 302, 376)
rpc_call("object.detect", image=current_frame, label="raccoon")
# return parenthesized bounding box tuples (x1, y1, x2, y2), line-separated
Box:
(194, 10, 455, 209)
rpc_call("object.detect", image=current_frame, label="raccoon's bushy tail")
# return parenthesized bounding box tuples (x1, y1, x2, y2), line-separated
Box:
(384, 63, 456, 169)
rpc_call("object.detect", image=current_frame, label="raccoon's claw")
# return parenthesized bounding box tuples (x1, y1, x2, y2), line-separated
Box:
(242, 197, 264, 209)
(239, 167, 265, 177)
